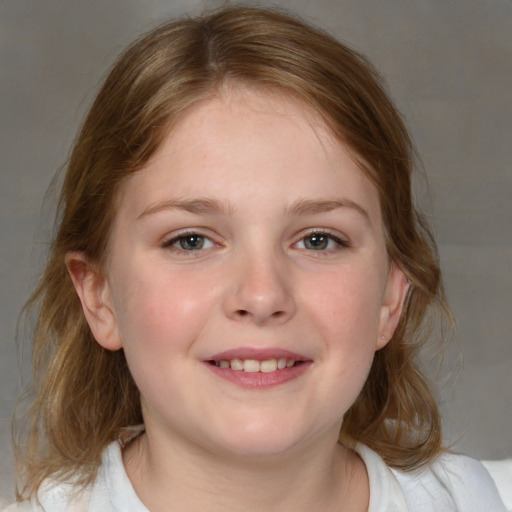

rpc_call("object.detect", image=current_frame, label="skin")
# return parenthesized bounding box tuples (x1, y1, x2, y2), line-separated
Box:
(68, 88, 409, 511)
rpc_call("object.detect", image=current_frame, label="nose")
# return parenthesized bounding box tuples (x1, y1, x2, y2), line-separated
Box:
(222, 251, 296, 326)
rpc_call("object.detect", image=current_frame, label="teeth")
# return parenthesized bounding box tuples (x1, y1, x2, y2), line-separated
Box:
(243, 359, 260, 372)
(231, 359, 244, 371)
(260, 359, 277, 373)
(213, 358, 297, 372)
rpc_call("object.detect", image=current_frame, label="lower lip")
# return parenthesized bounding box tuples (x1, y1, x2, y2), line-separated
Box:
(204, 361, 312, 389)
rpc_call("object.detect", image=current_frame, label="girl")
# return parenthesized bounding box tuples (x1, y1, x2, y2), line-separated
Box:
(8, 6, 506, 511)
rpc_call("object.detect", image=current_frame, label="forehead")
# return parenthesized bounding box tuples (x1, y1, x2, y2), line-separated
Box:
(116, 87, 381, 223)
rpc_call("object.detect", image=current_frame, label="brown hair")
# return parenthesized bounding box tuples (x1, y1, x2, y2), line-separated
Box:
(15, 5, 451, 498)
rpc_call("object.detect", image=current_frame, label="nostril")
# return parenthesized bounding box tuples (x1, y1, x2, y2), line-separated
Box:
(236, 310, 249, 317)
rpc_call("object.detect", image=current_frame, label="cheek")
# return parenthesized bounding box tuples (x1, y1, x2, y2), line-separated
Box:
(112, 264, 220, 355)
(110, 267, 221, 405)
(300, 263, 386, 405)
(305, 266, 384, 342)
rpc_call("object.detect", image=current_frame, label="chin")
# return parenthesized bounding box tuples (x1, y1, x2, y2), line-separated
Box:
(204, 419, 319, 461)
(217, 437, 300, 461)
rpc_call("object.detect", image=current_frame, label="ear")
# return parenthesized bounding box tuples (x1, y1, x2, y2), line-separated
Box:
(65, 252, 123, 351)
(376, 263, 410, 350)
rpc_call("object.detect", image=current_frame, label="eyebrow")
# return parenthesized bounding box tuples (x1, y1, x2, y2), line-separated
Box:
(286, 198, 371, 224)
(138, 198, 234, 219)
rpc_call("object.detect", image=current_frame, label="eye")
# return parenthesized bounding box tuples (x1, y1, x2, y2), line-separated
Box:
(163, 233, 216, 251)
(295, 232, 348, 251)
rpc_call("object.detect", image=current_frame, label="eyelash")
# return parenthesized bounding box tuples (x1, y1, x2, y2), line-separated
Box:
(161, 231, 217, 252)
(294, 230, 350, 252)
(161, 229, 350, 254)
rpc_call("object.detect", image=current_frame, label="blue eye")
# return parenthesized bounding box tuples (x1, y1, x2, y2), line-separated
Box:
(163, 233, 215, 251)
(296, 232, 347, 251)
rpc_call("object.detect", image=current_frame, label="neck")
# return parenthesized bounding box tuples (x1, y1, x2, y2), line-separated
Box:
(123, 428, 369, 512)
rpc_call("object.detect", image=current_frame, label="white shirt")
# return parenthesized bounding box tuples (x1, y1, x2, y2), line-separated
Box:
(3, 442, 507, 511)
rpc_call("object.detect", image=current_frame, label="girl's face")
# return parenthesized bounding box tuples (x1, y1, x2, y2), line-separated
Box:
(72, 88, 408, 460)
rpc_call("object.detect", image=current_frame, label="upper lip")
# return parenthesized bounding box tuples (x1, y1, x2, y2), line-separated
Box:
(205, 347, 310, 362)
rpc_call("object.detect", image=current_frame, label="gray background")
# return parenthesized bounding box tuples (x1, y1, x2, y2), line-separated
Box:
(1, 0, 511, 502)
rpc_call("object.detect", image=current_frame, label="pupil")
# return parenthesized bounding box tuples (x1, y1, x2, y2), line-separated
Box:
(306, 234, 328, 250)
(180, 235, 204, 250)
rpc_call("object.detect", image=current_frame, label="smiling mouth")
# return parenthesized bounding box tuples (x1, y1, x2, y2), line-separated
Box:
(205, 352, 311, 388)
(208, 358, 303, 373)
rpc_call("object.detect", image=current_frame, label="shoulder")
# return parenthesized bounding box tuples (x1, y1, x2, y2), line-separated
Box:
(0, 485, 87, 512)
(2, 441, 145, 512)
(479, 459, 512, 511)
(3, 481, 91, 512)
(0, 502, 43, 512)
(393, 451, 507, 511)
(356, 444, 507, 512)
